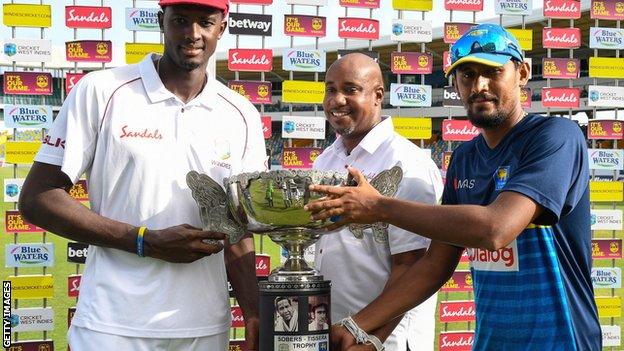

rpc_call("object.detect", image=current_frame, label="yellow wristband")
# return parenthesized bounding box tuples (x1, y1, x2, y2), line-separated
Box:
(136, 226, 147, 257)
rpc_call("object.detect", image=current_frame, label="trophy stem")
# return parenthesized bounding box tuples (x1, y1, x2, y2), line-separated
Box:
(279, 242, 315, 275)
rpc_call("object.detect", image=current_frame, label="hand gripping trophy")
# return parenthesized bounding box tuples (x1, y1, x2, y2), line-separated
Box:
(186, 166, 402, 351)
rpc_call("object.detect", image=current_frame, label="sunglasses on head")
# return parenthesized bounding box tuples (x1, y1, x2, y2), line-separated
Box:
(451, 31, 523, 62)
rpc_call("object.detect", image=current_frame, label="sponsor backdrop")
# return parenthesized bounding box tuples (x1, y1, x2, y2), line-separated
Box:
(1, 0, 623, 350)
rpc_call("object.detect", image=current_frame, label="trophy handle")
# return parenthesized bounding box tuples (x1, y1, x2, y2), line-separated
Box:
(348, 165, 403, 244)
(186, 171, 246, 244)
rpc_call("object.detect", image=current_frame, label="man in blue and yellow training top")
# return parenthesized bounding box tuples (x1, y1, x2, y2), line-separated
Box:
(306, 23, 601, 350)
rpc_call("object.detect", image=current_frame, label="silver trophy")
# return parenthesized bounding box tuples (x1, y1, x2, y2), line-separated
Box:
(186, 167, 402, 350)
(186, 167, 402, 276)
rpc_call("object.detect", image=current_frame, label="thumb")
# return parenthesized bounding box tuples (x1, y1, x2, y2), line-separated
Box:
(347, 167, 367, 186)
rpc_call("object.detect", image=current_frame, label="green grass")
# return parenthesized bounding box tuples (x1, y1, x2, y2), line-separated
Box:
(2, 164, 622, 350)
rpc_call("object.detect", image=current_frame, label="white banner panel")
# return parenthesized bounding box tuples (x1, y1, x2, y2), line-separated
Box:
(602, 325, 621, 347)
(125, 8, 160, 32)
(282, 116, 326, 140)
(495, 0, 532, 15)
(1, 38, 51, 62)
(286, 0, 326, 4)
(10, 308, 54, 332)
(282, 49, 326, 72)
(3, 104, 53, 129)
(4, 178, 24, 203)
(590, 27, 624, 50)
(6, 243, 55, 267)
(588, 85, 624, 108)
(591, 209, 623, 230)
(592, 267, 622, 289)
(390, 84, 432, 107)
(391, 19, 432, 42)
(588, 149, 624, 171)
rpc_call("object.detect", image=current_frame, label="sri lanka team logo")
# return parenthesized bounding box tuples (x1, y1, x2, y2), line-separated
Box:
(494, 166, 510, 190)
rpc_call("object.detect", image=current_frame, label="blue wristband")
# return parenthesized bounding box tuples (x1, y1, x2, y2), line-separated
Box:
(136, 226, 147, 257)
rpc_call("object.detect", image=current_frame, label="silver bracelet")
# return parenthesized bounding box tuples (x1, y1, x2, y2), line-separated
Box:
(339, 317, 385, 351)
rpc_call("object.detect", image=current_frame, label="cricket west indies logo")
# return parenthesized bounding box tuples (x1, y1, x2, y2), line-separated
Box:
(65, 6, 112, 29)
(543, 27, 581, 48)
(338, 17, 379, 40)
(543, 0, 581, 18)
(228, 49, 273, 72)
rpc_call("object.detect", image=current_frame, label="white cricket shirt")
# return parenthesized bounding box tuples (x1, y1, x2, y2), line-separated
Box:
(314, 117, 442, 350)
(35, 54, 267, 337)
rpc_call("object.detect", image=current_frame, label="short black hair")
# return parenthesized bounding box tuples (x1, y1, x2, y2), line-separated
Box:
(311, 303, 328, 313)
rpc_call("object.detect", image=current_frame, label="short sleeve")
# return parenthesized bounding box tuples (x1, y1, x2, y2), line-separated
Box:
(389, 158, 443, 255)
(441, 149, 459, 205)
(34, 74, 101, 184)
(503, 119, 589, 225)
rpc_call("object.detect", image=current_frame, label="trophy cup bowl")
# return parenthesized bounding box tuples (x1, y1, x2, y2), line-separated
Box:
(187, 169, 350, 279)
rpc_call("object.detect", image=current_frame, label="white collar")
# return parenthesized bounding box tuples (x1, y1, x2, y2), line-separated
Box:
(335, 116, 394, 158)
(139, 53, 215, 107)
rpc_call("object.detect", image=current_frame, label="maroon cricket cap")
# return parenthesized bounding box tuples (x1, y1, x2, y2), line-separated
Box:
(158, 0, 229, 15)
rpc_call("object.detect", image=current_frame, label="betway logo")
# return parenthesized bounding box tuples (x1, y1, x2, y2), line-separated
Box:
(468, 240, 519, 271)
(228, 17, 271, 32)
(339, 20, 377, 34)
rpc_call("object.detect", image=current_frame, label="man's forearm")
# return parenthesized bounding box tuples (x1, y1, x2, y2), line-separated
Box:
(226, 235, 259, 321)
(353, 243, 462, 333)
(20, 182, 136, 253)
(375, 191, 538, 251)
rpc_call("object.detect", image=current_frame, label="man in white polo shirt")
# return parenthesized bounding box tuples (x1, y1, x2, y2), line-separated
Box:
(314, 53, 441, 350)
(19, 1, 264, 350)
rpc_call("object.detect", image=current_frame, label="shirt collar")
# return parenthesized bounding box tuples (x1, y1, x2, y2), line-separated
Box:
(337, 116, 394, 157)
(139, 53, 216, 107)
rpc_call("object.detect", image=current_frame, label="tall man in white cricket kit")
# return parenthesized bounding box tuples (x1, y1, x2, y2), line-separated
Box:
(313, 53, 442, 351)
(19, 0, 265, 350)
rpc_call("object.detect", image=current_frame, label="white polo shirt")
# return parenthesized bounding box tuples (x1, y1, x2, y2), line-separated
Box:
(313, 117, 442, 350)
(35, 54, 267, 338)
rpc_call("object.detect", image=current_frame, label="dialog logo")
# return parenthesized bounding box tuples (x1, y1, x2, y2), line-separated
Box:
(469, 240, 519, 271)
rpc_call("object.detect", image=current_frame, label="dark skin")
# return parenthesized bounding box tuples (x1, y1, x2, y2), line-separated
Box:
(322, 53, 429, 351)
(305, 59, 540, 335)
(19, 4, 259, 350)
(157, 5, 226, 103)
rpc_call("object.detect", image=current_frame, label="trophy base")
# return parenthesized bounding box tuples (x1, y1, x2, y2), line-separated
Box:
(259, 277, 331, 351)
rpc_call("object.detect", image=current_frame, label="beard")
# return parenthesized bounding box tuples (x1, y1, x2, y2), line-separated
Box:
(335, 125, 355, 136)
(467, 108, 508, 129)
(466, 92, 508, 129)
